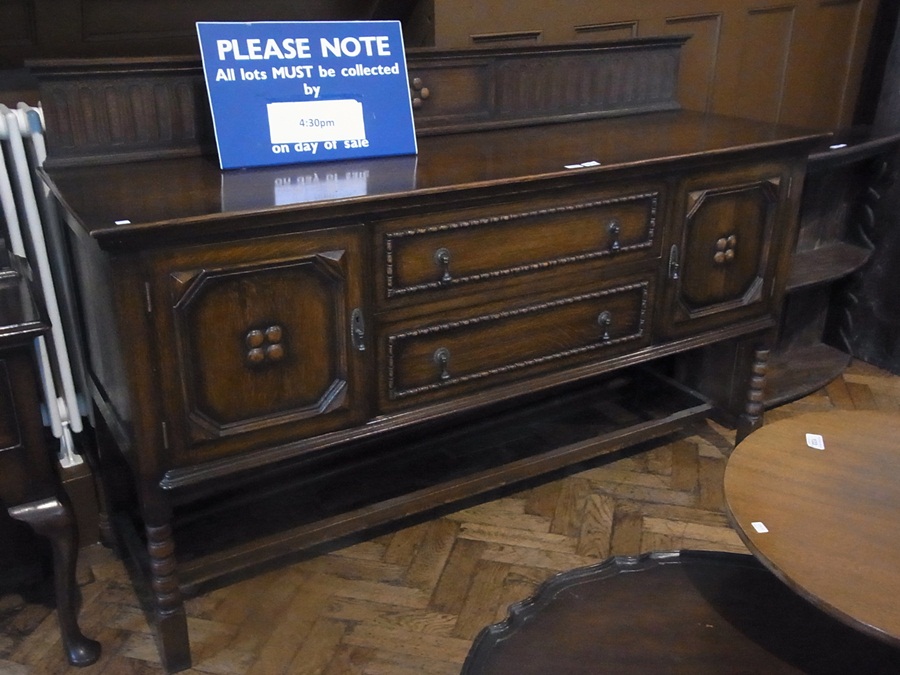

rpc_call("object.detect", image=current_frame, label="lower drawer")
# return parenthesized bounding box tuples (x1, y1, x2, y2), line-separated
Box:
(379, 276, 652, 409)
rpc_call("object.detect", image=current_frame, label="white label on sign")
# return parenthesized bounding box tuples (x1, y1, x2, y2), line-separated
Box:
(751, 521, 769, 534)
(267, 100, 366, 145)
(806, 433, 825, 450)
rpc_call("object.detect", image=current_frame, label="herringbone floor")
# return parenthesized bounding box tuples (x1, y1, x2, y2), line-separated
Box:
(2, 359, 899, 674)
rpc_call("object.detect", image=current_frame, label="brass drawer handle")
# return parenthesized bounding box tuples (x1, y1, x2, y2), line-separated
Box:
(597, 311, 612, 341)
(433, 347, 451, 381)
(434, 247, 452, 284)
(607, 220, 621, 253)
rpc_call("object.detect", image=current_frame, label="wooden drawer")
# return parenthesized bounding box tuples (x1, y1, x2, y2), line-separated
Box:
(378, 275, 652, 409)
(375, 185, 662, 309)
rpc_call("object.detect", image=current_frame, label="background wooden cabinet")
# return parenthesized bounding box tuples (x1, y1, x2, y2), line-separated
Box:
(1, 1, 890, 130)
(0, 0, 398, 64)
(409, 0, 883, 130)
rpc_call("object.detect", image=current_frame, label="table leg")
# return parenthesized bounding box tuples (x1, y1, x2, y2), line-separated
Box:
(8, 496, 101, 667)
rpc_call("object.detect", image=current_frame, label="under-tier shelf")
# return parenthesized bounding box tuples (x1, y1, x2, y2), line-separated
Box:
(155, 368, 711, 593)
(786, 242, 871, 292)
(764, 343, 851, 407)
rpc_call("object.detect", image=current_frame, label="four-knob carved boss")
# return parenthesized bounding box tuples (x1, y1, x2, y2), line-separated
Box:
(714, 234, 738, 264)
(410, 77, 431, 109)
(245, 325, 286, 366)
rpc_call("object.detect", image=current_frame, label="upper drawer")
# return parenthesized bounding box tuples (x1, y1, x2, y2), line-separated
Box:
(374, 183, 663, 309)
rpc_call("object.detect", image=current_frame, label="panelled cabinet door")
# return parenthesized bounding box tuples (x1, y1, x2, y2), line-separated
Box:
(147, 226, 367, 466)
(661, 162, 792, 337)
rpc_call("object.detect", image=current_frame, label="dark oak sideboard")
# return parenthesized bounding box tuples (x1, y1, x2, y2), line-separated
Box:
(35, 41, 825, 671)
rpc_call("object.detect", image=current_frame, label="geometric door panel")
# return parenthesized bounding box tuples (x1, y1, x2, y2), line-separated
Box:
(680, 180, 777, 309)
(664, 173, 782, 335)
(171, 252, 351, 440)
(142, 221, 371, 469)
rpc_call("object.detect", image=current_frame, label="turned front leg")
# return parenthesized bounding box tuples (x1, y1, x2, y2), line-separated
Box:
(8, 496, 101, 667)
(146, 522, 192, 672)
(736, 346, 769, 444)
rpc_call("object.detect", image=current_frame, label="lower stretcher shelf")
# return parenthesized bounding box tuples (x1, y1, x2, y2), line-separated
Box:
(122, 367, 713, 593)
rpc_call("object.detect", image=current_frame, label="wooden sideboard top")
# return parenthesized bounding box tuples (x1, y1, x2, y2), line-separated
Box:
(43, 110, 825, 250)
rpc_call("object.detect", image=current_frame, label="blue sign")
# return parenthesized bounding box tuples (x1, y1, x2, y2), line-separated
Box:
(197, 21, 417, 170)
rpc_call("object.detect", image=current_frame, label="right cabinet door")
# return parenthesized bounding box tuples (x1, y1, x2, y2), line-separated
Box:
(661, 161, 797, 338)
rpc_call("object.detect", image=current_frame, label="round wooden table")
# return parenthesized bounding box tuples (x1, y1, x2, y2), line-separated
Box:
(724, 409, 900, 647)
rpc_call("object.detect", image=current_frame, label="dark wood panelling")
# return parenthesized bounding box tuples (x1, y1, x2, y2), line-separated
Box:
(735, 7, 795, 124)
(470, 31, 543, 47)
(418, 0, 881, 131)
(782, 0, 872, 128)
(663, 13, 723, 114)
(573, 22, 638, 43)
(79, 0, 366, 42)
(0, 0, 413, 67)
(0, 0, 35, 50)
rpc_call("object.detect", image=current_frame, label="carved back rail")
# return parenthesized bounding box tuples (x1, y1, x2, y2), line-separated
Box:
(29, 36, 685, 167)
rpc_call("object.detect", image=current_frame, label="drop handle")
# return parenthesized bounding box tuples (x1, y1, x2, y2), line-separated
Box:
(668, 244, 680, 280)
(434, 247, 452, 284)
(597, 311, 612, 341)
(350, 308, 366, 352)
(607, 220, 621, 252)
(433, 347, 451, 381)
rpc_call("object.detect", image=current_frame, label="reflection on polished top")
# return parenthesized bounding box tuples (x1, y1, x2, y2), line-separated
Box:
(41, 110, 823, 248)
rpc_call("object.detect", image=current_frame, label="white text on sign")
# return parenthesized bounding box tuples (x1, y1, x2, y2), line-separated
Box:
(216, 36, 392, 61)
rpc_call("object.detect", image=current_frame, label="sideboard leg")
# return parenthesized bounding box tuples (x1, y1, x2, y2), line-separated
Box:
(146, 522, 191, 672)
(736, 347, 770, 444)
(8, 497, 101, 667)
(83, 407, 125, 554)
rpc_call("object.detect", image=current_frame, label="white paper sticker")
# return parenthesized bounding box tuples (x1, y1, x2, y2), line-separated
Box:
(751, 521, 769, 534)
(267, 100, 366, 145)
(806, 433, 825, 450)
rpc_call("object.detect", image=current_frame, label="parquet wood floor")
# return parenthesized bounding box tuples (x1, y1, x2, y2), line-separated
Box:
(2, 359, 898, 674)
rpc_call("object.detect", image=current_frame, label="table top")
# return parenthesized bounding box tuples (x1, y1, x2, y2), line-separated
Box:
(724, 410, 900, 647)
(462, 551, 900, 674)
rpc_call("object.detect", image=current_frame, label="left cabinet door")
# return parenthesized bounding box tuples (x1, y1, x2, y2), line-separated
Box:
(146, 226, 368, 466)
